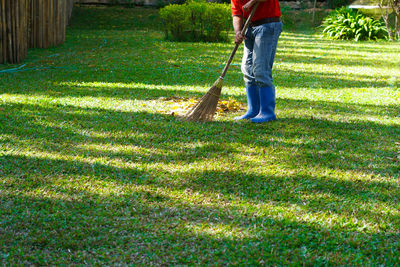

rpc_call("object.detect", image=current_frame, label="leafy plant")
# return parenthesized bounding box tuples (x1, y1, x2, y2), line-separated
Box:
(160, 1, 231, 42)
(322, 7, 388, 41)
(159, 4, 188, 41)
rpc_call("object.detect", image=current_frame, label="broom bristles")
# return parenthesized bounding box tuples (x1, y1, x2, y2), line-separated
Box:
(184, 78, 223, 122)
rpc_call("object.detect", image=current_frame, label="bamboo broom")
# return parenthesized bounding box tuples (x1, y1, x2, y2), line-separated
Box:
(184, 2, 259, 122)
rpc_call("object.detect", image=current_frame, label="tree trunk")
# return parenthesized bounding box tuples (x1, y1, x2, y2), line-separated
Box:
(392, 0, 400, 39)
(312, 0, 317, 23)
(380, 0, 394, 40)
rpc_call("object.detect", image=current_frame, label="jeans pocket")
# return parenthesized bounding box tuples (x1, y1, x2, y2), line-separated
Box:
(255, 23, 274, 41)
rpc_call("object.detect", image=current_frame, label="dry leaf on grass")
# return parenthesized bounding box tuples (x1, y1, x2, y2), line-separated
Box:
(159, 96, 245, 117)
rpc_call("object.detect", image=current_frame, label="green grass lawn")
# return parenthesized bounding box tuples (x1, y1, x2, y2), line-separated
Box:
(1, 6, 400, 265)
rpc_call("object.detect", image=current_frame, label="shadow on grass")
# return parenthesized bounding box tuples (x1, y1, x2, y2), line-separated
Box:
(1, 72, 397, 106)
(1, 161, 399, 264)
(1, 100, 398, 174)
(69, 6, 162, 31)
(279, 98, 400, 118)
(277, 51, 400, 68)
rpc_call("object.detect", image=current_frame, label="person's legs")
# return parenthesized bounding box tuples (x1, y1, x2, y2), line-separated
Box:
(235, 28, 260, 120)
(241, 27, 256, 87)
(250, 22, 282, 123)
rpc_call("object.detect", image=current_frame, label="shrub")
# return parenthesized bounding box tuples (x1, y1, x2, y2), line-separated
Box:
(159, 4, 188, 41)
(321, 7, 388, 41)
(159, 1, 231, 42)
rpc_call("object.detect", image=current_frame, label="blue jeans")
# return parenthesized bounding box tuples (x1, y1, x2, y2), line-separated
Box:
(241, 22, 283, 88)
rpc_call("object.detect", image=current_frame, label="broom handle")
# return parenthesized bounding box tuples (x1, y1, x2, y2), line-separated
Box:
(220, 2, 260, 79)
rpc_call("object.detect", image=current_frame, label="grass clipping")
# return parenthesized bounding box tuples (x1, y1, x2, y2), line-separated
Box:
(159, 96, 245, 118)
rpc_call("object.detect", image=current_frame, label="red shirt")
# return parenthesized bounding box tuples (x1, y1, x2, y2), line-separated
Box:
(231, 0, 281, 21)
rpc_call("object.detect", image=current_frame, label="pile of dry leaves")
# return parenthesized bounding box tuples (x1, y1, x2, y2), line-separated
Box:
(159, 96, 245, 117)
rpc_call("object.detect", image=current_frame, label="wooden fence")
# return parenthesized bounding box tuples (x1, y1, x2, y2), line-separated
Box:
(0, 0, 74, 64)
(29, 0, 69, 48)
(0, 0, 28, 64)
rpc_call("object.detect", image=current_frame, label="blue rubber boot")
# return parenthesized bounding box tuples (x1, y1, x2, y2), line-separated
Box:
(234, 85, 260, 120)
(250, 86, 276, 123)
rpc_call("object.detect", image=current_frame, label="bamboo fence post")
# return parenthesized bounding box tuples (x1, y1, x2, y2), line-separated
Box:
(67, 0, 74, 25)
(29, 0, 70, 49)
(0, 0, 3, 63)
(0, 0, 73, 64)
(0, 0, 28, 64)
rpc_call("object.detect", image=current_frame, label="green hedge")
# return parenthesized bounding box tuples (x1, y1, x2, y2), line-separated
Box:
(159, 1, 231, 42)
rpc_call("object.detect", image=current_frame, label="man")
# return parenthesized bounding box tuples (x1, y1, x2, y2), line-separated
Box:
(232, 0, 282, 123)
